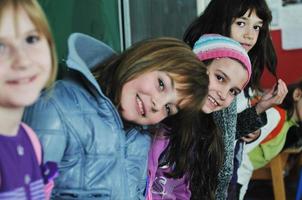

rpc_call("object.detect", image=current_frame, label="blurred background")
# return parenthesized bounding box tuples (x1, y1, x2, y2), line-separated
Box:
(37, 1, 302, 199)
(38, 0, 301, 88)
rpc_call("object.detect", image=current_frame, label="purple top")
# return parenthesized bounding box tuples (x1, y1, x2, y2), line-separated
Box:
(147, 136, 191, 200)
(0, 125, 45, 199)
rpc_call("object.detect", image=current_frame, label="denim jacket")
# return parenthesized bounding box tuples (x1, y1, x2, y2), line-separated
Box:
(23, 33, 151, 199)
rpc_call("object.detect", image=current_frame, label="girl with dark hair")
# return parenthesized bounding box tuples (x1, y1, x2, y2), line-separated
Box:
(237, 79, 302, 199)
(23, 33, 209, 199)
(146, 34, 252, 200)
(183, 0, 288, 198)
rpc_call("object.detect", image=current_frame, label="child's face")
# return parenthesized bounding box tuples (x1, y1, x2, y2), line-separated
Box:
(230, 9, 263, 52)
(0, 6, 51, 109)
(120, 70, 183, 125)
(294, 89, 302, 123)
(201, 58, 248, 113)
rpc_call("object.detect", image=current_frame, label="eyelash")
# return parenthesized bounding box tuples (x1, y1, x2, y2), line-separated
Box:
(253, 25, 261, 31)
(26, 34, 40, 44)
(158, 78, 165, 91)
(158, 78, 174, 116)
(230, 89, 239, 96)
(216, 74, 224, 82)
(165, 104, 171, 116)
(236, 21, 245, 27)
(216, 74, 239, 96)
(236, 21, 262, 31)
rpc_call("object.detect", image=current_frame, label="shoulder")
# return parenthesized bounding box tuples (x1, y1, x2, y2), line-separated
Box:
(22, 80, 82, 131)
(20, 123, 42, 164)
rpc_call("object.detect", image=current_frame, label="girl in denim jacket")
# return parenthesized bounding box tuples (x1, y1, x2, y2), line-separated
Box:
(24, 34, 209, 199)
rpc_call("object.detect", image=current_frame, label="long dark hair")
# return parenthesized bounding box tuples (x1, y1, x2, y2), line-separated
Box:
(183, 0, 277, 91)
(162, 109, 224, 199)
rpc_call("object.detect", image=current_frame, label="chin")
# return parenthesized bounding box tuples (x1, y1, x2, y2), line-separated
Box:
(201, 106, 213, 114)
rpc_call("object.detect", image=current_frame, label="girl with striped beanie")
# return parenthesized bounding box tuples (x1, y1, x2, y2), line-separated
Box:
(146, 34, 252, 200)
(193, 34, 252, 114)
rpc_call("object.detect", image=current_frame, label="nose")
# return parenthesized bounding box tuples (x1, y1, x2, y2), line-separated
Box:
(218, 90, 227, 100)
(243, 27, 254, 40)
(151, 95, 165, 113)
(151, 98, 159, 112)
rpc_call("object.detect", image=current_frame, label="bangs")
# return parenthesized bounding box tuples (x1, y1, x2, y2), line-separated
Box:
(169, 72, 208, 111)
(234, 0, 272, 24)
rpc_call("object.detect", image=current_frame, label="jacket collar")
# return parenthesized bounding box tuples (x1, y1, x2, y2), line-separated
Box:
(66, 33, 116, 97)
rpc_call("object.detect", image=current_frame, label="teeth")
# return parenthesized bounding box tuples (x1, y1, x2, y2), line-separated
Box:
(208, 96, 218, 106)
(136, 95, 145, 116)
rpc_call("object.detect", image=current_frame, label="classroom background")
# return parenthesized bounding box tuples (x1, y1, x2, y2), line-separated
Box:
(37, 0, 302, 199)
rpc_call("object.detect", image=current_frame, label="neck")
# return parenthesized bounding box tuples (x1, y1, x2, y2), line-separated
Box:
(0, 106, 24, 136)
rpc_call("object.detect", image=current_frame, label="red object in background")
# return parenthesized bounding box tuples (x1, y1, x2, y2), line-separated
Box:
(261, 30, 302, 89)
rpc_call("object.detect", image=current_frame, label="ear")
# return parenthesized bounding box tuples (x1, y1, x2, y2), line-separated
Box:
(293, 88, 302, 101)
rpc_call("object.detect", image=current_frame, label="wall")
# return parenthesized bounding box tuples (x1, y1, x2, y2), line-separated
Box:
(261, 30, 302, 88)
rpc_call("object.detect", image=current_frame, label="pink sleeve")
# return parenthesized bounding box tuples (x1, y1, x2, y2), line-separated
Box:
(21, 123, 57, 199)
(44, 181, 54, 200)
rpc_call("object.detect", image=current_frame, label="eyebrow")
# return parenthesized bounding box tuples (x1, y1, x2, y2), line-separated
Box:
(0, 29, 39, 39)
(25, 29, 40, 35)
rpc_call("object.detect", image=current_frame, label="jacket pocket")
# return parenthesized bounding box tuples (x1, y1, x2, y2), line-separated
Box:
(54, 188, 112, 199)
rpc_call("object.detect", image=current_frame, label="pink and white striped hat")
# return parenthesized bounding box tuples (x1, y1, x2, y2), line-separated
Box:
(193, 34, 252, 87)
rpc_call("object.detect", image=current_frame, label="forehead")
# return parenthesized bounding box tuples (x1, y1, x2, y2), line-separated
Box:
(0, 6, 35, 37)
(241, 9, 263, 23)
(211, 58, 248, 88)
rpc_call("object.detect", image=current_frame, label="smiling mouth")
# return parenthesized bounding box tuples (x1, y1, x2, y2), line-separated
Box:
(136, 95, 146, 117)
(208, 95, 219, 107)
(7, 75, 36, 85)
(240, 43, 251, 48)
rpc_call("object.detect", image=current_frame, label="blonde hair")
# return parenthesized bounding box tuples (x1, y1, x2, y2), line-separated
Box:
(0, 0, 57, 88)
(94, 37, 209, 111)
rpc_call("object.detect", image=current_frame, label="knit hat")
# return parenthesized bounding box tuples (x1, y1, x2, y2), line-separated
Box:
(193, 34, 252, 87)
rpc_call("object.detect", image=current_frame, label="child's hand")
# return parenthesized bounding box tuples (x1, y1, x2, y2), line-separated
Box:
(255, 79, 288, 114)
(241, 129, 261, 143)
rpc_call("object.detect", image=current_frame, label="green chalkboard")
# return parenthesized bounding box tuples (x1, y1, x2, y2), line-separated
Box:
(38, 0, 121, 77)
(127, 0, 197, 45)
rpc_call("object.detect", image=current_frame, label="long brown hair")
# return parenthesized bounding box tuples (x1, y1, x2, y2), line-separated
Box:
(93, 37, 209, 112)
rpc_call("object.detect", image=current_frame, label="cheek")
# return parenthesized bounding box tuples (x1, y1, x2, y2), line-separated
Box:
(230, 26, 240, 40)
(40, 45, 52, 69)
(31, 43, 52, 72)
(208, 75, 217, 90)
(223, 96, 235, 108)
(209, 80, 221, 93)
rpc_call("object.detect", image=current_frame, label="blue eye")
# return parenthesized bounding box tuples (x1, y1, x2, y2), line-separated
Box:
(158, 79, 165, 91)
